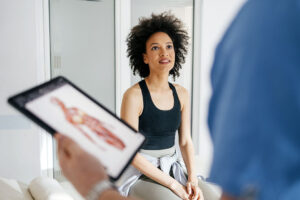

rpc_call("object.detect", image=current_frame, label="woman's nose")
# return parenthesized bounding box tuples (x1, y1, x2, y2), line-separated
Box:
(160, 48, 169, 57)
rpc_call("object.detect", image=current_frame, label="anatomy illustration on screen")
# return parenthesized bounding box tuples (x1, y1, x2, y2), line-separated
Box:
(51, 97, 125, 150)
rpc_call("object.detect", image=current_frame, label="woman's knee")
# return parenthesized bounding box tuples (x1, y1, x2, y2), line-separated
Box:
(198, 179, 222, 200)
(130, 179, 180, 200)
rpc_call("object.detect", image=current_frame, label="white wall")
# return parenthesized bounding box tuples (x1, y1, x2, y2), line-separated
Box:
(0, 0, 46, 183)
(197, 0, 246, 176)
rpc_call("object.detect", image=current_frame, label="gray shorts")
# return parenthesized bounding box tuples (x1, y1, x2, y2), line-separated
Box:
(129, 147, 221, 200)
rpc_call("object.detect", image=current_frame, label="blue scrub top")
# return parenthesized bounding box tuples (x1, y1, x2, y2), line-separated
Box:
(208, 0, 300, 199)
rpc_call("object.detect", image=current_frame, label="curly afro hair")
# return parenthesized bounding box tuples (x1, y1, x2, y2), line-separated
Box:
(126, 12, 189, 80)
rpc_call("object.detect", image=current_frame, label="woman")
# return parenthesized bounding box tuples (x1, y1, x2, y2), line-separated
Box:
(120, 12, 219, 200)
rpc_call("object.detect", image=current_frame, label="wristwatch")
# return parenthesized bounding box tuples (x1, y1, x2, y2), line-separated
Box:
(85, 180, 116, 200)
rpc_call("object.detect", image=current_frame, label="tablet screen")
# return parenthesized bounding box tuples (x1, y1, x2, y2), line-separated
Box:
(9, 77, 145, 180)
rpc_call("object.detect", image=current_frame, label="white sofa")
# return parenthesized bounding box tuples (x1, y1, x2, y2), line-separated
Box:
(0, 177, 84, 200)
(0, 156, 221, 200)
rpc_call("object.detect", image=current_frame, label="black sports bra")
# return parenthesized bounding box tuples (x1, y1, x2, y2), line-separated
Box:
(138, 80, 181, 150)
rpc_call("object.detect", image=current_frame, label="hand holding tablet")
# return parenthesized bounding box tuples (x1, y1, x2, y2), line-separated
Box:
(8, 76, 145, 181)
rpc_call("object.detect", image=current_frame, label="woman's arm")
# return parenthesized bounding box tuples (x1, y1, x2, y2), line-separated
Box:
(121, 87, 189, 199)
(177, 87, 197, 181)
(177, 86, 202, 199)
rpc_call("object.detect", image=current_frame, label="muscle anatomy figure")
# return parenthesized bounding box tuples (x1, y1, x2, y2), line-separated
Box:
(51, 97, 125, 150)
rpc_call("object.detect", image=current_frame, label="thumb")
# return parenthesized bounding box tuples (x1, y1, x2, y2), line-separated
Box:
(56, 133, 78, 158)
(184, 193, 190, 200)
(187, 182, 191, 195)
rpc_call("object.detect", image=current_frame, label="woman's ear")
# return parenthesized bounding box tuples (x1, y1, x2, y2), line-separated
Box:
(143, 53, 148, 64)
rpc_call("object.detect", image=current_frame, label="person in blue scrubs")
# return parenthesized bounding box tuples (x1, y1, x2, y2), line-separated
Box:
(208, 0, 300, 199)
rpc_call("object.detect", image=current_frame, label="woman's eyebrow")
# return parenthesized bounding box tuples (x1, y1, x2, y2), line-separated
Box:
(150, 42, 173, 46)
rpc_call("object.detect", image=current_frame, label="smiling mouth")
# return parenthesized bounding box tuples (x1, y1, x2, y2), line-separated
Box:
(159, 59, 171, 64)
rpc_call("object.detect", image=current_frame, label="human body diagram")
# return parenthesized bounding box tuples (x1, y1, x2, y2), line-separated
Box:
(51, 97, 125, 151)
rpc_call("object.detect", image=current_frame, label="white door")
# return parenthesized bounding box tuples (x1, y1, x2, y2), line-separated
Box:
(49, 0, 116, 180)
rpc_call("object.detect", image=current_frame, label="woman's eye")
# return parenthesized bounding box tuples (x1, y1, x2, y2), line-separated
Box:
(167, 45, 173, 49)
(151, 46, 159, 50)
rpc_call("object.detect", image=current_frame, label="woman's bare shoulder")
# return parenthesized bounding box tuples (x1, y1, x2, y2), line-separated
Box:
(122, 83, 143, 116)
(123, 83, 143, 104)
(173, 84, 189, 109)
(173, 84, 189, 98)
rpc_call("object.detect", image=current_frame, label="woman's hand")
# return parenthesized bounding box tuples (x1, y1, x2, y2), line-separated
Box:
(186, 178, 204, 200)
(169, 180, 190, 200)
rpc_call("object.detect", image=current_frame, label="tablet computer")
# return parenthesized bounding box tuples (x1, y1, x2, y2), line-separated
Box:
(7, 76, 145, 181)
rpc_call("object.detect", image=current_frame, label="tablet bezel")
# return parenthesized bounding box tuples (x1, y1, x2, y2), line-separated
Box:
(7, 76, 145, 181)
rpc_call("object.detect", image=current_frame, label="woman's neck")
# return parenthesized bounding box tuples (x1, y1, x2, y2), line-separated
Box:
(145, 73, 170, 91)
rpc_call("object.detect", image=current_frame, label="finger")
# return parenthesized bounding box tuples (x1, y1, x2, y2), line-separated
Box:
(183, 193, 189, 200)
(187, 182, 191, 195)
(54, 132, 60, 139)
(55, 134, 69, 172)
(55, 133, 66, 159)
(192, 187, 199, 200)
(56, 134, 77, 161)
(55, 133, 66, 150)
(181, 186, 190, 200)
(59, 134, 79, 155)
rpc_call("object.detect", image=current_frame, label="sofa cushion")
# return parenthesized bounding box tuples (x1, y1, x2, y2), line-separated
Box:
(29, 177, 73, 200)
(0, 177, 33, 200)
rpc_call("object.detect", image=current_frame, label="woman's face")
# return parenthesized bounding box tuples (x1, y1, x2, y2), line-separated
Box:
(143, 32, 175, 75)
